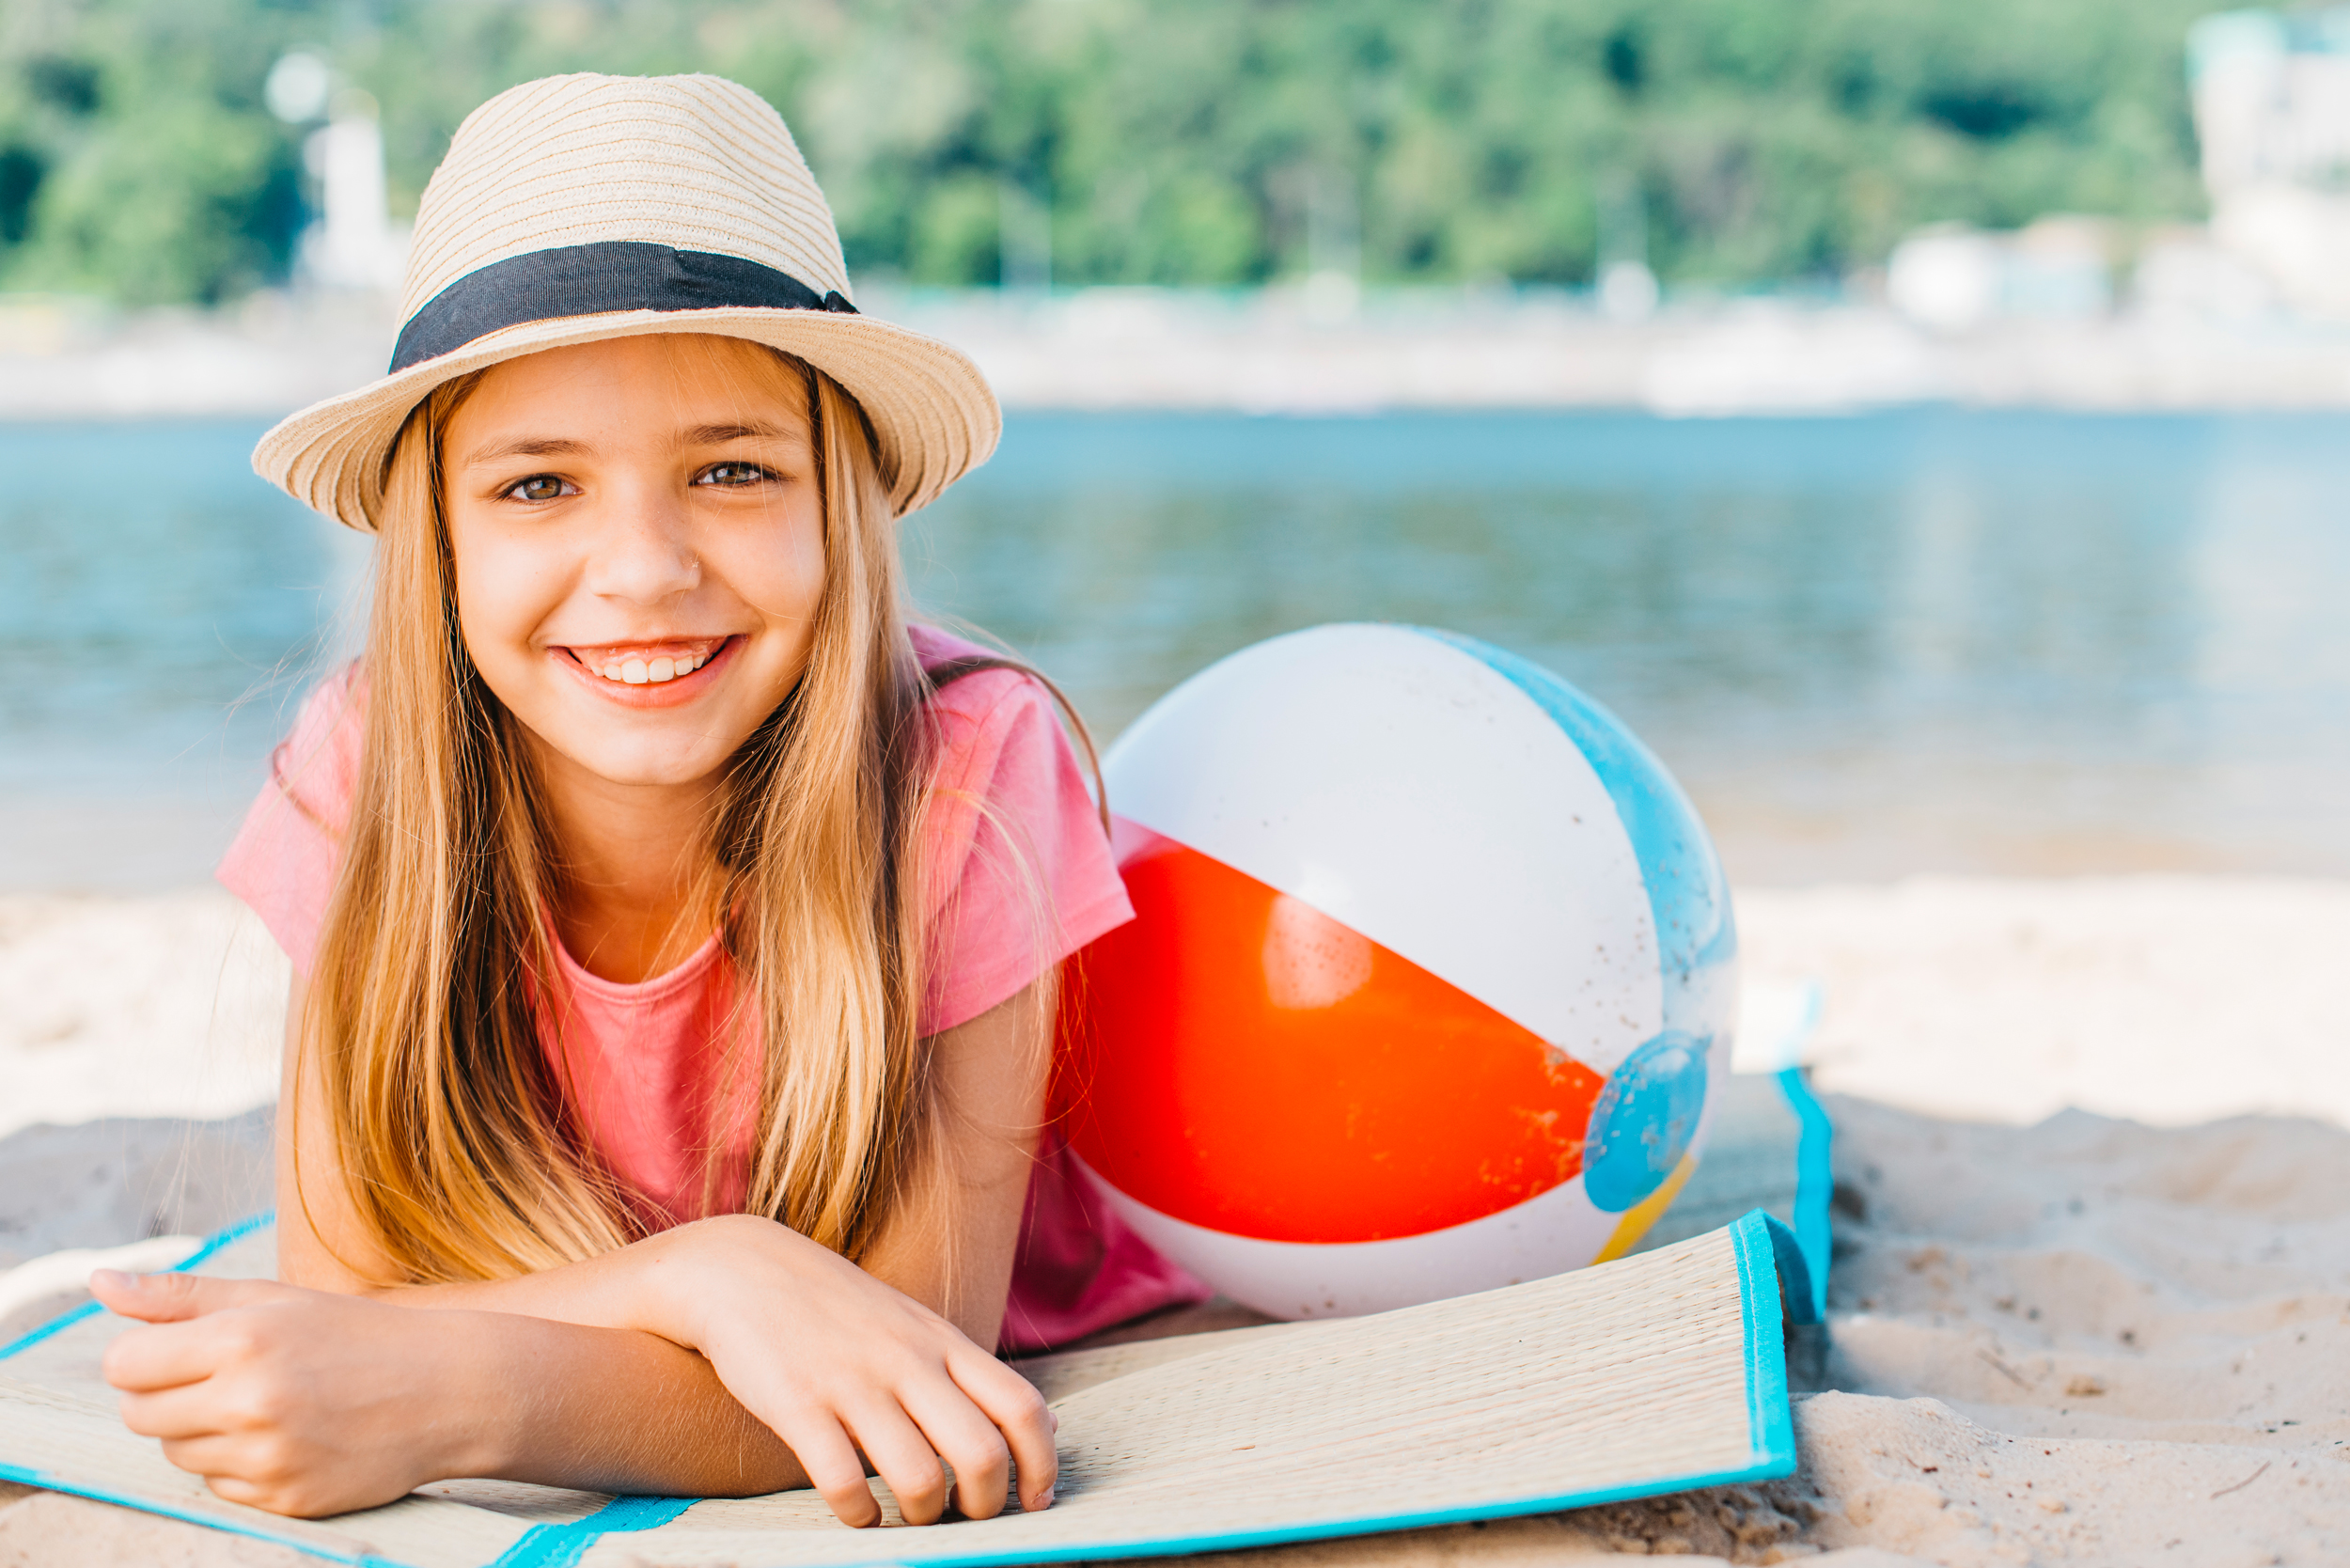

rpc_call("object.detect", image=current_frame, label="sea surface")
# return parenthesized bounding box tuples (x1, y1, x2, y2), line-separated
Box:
(5, 409, 2346, 888)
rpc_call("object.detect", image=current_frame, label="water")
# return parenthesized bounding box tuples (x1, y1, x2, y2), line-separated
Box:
(0, 420, 368, 887)
(5, 410, 2346, 888)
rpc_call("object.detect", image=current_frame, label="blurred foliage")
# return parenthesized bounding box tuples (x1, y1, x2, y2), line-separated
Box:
(0, 0, 304, 304)
(0, 0, 2215, 304)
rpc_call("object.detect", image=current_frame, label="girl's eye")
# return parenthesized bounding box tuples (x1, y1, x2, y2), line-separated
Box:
(505, 475, 572, 502)
(697, 463, 772, 488)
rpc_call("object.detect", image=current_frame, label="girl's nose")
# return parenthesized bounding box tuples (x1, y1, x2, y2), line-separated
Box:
(584, 496, 700, 604)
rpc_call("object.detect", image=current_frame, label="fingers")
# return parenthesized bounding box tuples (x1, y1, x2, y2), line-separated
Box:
(156, 1433, 247, 1479)
(162, 1441, 333, 1521)
(760, 1382, 1015, 1529)
(119, 1383, 236, 1441)
(755, 1356, 1055, 1527)
(90, 1270, 283, 1325)
(949, 1349, 1059, 1512)
(842, 1400, 950, 1526)
(199, 1472, 275, 1512)
(900, 1382, 1012, 1520)
(102, 1319, 244, 1393)
(153, 1434, 294, 1508)
(773, 1410, 882, 1529)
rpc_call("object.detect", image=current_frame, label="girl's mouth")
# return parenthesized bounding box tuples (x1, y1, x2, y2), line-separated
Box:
(556, 635, 739, 694)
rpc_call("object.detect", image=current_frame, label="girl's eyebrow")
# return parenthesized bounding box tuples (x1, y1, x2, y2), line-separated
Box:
(682, 421, 798, 446)
(462, 435, 590, 467)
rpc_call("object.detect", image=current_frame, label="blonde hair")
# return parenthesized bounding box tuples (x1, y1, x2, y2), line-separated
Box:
(302, 348, 974, 1283)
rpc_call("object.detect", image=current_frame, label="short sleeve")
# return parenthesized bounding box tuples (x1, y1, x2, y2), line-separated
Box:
(216, 666, 367, 977)
(920, 669, 1135, 1037)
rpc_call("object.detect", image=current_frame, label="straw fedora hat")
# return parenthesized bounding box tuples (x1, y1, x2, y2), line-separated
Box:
(254, 72, 999, 530)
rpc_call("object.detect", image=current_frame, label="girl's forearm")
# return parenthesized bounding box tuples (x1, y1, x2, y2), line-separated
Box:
(459, 1308, 809, 1497)
(357, 1243, 671, 1329)
(346, 1216, 755, 1344)
(350, 1215, 988, 1350)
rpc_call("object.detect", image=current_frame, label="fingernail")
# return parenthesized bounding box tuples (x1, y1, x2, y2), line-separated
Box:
(1032, 1486, 1055, 1510)
(89, 1270, 133, 1291)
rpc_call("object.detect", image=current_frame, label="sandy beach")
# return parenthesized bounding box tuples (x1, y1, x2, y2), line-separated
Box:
(3, 876, 2346, 1564)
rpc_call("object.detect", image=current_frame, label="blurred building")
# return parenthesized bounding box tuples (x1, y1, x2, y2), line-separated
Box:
(2187, 8, 2350, 318)
(269, 53, 409, 294)
(1886, 220, 2116, 333)
(1888, 9, 2350, 328)
(302, 102, 406, 292)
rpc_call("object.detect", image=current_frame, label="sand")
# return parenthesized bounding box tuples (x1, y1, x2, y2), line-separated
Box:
(1740, 878, 2350, 1131)
(0, 893, 284, 1145)
(3, 878, 2346, 1565)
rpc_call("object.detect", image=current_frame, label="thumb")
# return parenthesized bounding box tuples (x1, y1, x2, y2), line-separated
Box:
(88, 1269, 286, 1324)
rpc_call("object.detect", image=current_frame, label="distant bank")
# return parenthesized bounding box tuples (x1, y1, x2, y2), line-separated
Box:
(4, 287, 2350, 420)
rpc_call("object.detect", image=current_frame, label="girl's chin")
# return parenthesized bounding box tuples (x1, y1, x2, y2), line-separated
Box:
(540, 729, 744, 792)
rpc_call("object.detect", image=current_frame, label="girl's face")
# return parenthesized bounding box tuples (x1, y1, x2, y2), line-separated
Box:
(442, 335, 826, 794)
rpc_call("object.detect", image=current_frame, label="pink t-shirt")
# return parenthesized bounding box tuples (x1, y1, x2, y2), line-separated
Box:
(219, 626, 1207, 1351)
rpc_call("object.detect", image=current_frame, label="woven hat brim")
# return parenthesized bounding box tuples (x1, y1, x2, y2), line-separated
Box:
(253, 307, 1001, 530)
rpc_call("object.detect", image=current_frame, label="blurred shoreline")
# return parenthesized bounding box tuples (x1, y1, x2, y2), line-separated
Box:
(7, 287, 2350, 420)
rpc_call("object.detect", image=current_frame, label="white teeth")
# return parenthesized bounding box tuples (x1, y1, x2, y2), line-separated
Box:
(585, 647, 715, 683)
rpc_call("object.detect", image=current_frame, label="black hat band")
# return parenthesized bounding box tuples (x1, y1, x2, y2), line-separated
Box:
(389, 240, 857, 373)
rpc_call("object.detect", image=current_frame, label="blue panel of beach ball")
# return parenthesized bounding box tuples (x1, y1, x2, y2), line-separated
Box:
(1583, 1030, 1712, 1214)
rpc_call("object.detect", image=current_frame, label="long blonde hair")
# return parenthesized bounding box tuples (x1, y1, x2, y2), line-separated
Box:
(302, 349, 961, 1283)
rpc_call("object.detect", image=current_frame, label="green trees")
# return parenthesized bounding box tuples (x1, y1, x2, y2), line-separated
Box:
(1, 0, 305, 304)
(0, 0, 2214, 306)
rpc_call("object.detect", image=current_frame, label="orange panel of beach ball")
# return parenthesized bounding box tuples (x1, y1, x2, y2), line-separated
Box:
(1062, 826, 1606, 1246)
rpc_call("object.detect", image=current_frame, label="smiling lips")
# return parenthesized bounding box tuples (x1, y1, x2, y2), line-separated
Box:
(563, 636, 730, 686)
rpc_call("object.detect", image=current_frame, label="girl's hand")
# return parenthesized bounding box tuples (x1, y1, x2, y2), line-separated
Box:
(646, 1214, 1058, 1529)
(92, 1271, 492, 1518)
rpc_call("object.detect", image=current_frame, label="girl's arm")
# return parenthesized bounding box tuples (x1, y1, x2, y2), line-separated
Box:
(97, 972, 1058, 1526)
(93, 1269, 795, 1517)
(274, 973, 1054, 1348)
(853, 972, 1055, 1342)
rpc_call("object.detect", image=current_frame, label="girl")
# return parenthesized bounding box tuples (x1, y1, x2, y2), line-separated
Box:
(88, 73, 1205, 1529)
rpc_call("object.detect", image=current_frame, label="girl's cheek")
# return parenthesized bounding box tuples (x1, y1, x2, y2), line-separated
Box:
(454, 527, 571, 669)
(751, 510, 827, 624)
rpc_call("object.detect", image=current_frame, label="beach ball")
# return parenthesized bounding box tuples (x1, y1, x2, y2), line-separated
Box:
(1058, 624, 1737, 1320)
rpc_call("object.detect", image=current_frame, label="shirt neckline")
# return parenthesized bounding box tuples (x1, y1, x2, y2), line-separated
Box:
(549, 922, 729, 1002)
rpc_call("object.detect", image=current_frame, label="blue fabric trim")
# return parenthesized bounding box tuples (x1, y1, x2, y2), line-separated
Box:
(489, 1494, 697, 1568)
(796, 1459, 1800, 1568)
(171, 1210, 277, 1271)
(0, 1300, 103, 1361)
(1757, 1213, 1820, 1330)
(0, 1211, 277, 1363)
(1775, 1069, 1836, 1321)
(0, 1463, 388, 1564)
(1731, 1213, 1800, 1475)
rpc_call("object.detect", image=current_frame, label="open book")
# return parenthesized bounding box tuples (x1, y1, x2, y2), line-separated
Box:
(0, 1199, 1817, 1568)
